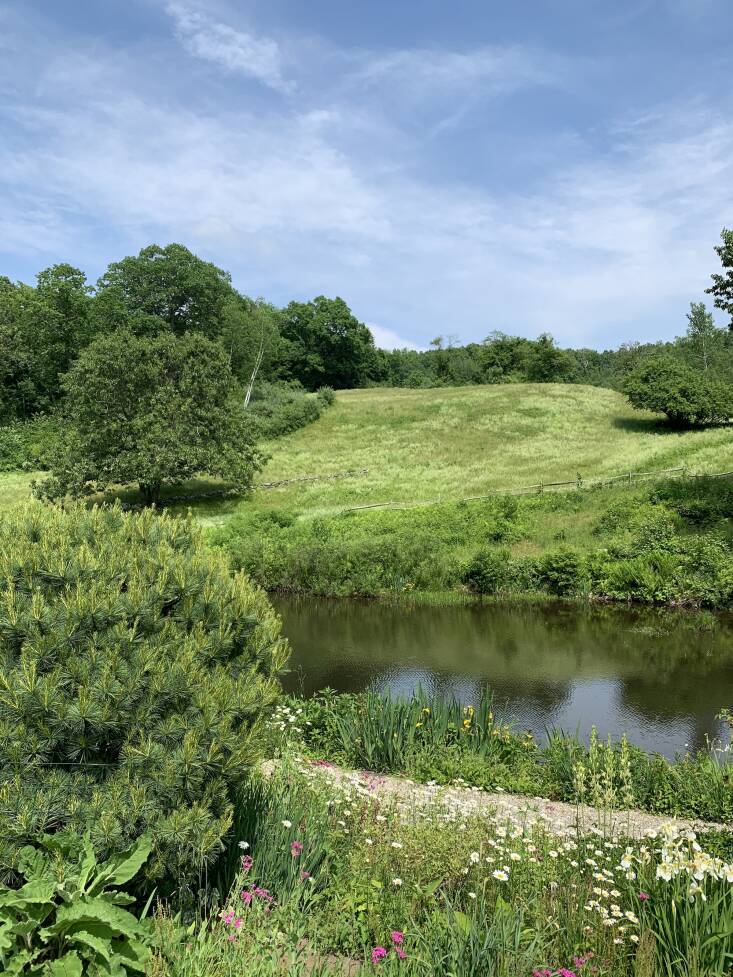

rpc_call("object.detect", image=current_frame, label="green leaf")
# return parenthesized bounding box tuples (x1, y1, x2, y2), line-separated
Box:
(45, 951, 83, 977)
(113, 937, 151, 973)
(95, 836, 152, 889)
(42, 898, 144, 942)
(453, 911, 471, 936)
(67, 929, 112, 964)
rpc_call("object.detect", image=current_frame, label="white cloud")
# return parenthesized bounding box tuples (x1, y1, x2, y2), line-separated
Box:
(166, 3, 294, 93)
(368, 324, 421, 350)
(0, 10, 731, 347)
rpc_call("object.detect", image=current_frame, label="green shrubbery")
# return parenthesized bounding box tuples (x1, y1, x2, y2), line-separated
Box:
(0, 832, 154, 975)
(214, 478, 733, 608)
(0, 418, 59, 473)
(247, 382, 332, 441)
(0, 503, 288, 898)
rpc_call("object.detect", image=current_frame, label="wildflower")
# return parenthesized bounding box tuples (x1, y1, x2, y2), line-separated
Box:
(469, 851, 480, 864)
(391, 841, 403, 849)
(300, 870, 310, 881)
(392, 878, 403, 886)
(238, 841, 249, 850)
(391, 932, 404, 946)
(492, 869, 509, 882)
(638, 891, 649, 901)
(394, 948, 407, 960)
(241, 855, 254, 873)
(371, 946, 387, 964)
(282, 820, 292, 829)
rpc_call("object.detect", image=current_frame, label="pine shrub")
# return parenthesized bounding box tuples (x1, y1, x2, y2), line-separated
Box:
(0, 502, 289, 898)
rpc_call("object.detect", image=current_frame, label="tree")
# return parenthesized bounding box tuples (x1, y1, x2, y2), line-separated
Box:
(0, 282, 72, 420)
(706, 228, 733, 328)
(95, 243, 234, 336)
(0, 502, 288, 893)
(278, 296, 377, 389)
(525, 333, 575, 383)
(36, 262, 93, 347)
(38, 330, 265, 504)
(623, 355, 732, 427)
(685, 301, 718, 374)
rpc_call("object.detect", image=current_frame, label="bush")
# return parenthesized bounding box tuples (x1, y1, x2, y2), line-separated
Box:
(538, 548, 586, 596)
(624, 355, 733, 427)
(461, 549, 511, 595)
(247, 382, 325, 440)
(0, 503, 289, 898)
(0, 417, 59, 473)
(316, 385, 336, 407)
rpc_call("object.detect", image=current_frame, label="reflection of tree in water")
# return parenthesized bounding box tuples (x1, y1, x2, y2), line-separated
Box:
(617, 672, 733, 754)
(275, 596, 733, 751)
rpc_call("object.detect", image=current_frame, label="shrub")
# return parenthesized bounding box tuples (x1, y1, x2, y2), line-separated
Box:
(0, 503, 289, 897)
(538, 548, 585, 596)
(316, 385, 336, 407)
(461, 549, 511, 595)
(247, 382, 324, 440)
(623, 355, 733, 427)
(0, 832, 154, 976)
(0, 418, 59, 473)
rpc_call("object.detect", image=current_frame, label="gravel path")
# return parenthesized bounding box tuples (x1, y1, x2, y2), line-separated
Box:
(284, 760, 732, 839)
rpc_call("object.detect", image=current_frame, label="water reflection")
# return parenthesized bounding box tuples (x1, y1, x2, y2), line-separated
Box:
(273, 598, 733, 758)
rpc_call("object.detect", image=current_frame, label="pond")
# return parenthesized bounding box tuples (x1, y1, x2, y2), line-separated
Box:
(272, 597, 733, 759)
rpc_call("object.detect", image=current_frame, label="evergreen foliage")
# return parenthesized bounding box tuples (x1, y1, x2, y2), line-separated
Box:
(0, 503, 289, 896)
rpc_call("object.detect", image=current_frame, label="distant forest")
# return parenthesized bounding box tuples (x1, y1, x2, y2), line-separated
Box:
(2, 230, 732, 424)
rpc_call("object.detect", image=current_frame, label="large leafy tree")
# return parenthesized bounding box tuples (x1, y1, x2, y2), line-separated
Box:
(278, 295, 377, 389)
(706, 228, 733, 328)
(95, 243, 235, 336)
(0, 502, 288, 893)
(39, 330, 265, 504)
(624, 355, 732, 427)
(0, 281, 73, 420)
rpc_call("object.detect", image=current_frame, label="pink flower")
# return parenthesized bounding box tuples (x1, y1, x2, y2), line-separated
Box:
(371, 946, 387, 965)
(241, 890, 253, 906)
(291, 840, 304, 858)
(395, 948, 407, 960)
(391, 931, 404, 946)
(241, 855, 253, 873)
(639, 891, 650, 901)
(300, 870, 311, 880)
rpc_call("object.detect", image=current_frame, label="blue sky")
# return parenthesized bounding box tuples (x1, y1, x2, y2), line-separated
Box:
(1, 0, 731, 350)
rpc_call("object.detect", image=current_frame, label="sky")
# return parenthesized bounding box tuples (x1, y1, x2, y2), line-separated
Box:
(1, 1, 731, 350)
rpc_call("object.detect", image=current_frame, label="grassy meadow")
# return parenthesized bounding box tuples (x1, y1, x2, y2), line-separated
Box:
(242, 384, 733, 519)
(3, 383, 733, 603)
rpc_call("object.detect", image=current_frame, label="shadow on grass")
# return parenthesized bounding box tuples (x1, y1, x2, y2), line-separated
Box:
(612, 415, 672, 435)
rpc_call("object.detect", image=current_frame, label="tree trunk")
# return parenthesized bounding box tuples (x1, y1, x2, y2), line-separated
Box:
(139, 482, 162, 506)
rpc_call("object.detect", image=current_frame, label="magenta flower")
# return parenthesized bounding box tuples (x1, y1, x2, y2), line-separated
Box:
(639, 891, 650, 901)
(395, 948, 407, 960)
(291, 840, 304, 858)
(391, 931, 404, 946)
(241, 890, 253, 906)
(371, 946, 387, 965)
(241, 855, 253, 873)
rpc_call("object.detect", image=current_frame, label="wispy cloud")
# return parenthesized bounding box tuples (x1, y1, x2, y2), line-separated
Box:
(165, 2, 294, 93)
(0, 5, 730, 347)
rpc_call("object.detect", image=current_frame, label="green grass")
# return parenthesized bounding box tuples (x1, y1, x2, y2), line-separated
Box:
(246, 384, 733, 517)
(2, 384, 732, 520)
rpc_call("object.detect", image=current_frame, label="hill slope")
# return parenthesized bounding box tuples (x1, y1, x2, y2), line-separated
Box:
(251, 384, 733, 517)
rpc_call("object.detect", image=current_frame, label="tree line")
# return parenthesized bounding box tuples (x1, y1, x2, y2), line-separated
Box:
(1, 230, 731, 501)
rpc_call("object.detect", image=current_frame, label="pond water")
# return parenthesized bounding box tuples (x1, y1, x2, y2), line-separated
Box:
(272, 597, 733, 759)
